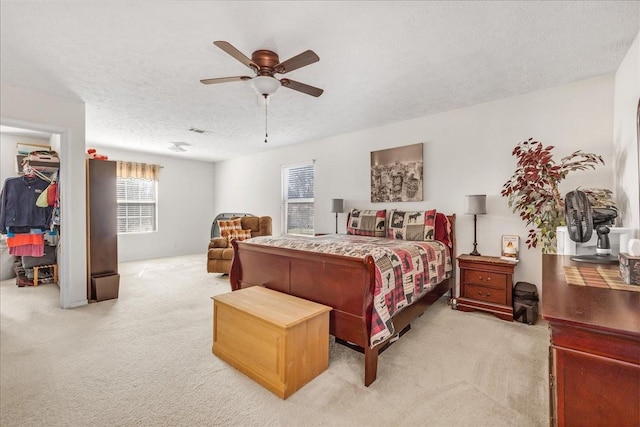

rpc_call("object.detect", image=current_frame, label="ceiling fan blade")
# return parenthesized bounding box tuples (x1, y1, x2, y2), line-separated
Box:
(213, 41, 258, 71)
(280, 79, 324, 97)
(200, 76, 252, 85)
(275, 50, 319, 74)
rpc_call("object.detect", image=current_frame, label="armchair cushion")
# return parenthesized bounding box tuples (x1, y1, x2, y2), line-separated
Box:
(209, 237, 229, 249)
(228, 229, 251, 243)
(218, 218, 242, 237)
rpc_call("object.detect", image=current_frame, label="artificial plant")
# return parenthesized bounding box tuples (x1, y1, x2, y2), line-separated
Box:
(501, 138, 606, 253)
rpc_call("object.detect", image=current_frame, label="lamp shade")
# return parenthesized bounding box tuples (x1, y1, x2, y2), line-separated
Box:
(331, 198, 344, 213)
(465, 194, 487, 215)
(250, 76, 281, 96)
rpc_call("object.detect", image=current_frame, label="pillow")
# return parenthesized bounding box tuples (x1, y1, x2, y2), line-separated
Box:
(240, 216, 259, 232)
(227, 229, 251, 244)
(218, 218, 242, 238)
(347, 209, 386, 237)
(387, 210, 426, 241)
(435, 213, 452, 248)
(424, 209, 437, 240)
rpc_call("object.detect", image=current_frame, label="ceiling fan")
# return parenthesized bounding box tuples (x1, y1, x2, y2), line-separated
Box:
(200, 41, 323, 98)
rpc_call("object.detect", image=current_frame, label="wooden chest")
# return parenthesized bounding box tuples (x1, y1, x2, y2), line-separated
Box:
(212, 286, 332, 399)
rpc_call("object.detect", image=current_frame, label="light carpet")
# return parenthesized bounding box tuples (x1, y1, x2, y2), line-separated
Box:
(0, 254, 549, 426)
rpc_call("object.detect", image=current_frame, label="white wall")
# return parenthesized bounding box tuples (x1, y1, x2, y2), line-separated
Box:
(614, 30, 640, 236)
(213, 76, 616, 297)
(1, 83, 87, 308)
(90, 146, 216, 262)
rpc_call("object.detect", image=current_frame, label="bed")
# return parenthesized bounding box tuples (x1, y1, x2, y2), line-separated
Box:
(229, 210, 456, 386)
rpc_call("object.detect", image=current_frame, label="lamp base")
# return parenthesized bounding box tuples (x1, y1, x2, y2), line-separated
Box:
(470, 214, 481, 256)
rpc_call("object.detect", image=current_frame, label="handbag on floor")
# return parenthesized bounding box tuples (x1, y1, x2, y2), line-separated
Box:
(513, 281, 539, 325)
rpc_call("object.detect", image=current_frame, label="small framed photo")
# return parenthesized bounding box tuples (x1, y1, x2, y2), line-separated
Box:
(501, 235, 520, 262)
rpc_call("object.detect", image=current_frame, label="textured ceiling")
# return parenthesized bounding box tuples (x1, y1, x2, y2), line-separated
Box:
(1, 1, 639, 162)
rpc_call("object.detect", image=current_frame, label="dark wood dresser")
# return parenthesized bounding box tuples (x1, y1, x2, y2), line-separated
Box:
(542, 255, 640, 427)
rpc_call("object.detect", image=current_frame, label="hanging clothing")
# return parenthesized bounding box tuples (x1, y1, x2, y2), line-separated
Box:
(0, 176, 52, 233)
(9, 243, 44, 257)
(6, 232, 44, 248)
(8, 229, 45, 257)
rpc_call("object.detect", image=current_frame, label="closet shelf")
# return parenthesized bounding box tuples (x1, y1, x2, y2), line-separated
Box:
(14, 263, 58, 287)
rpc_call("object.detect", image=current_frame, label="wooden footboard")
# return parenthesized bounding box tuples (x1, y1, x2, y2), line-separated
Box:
(229, 215, 456, 386)
(230, 242, 377, 350)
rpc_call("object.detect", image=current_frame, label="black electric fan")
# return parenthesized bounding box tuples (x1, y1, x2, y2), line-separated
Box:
(564, 189, 618, 264)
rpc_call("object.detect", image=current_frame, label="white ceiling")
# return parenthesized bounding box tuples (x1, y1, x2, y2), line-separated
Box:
(1, 1, 639, 162)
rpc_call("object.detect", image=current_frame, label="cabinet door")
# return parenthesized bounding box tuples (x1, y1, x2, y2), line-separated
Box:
(555, 347, 640, 426)
(549, 347, 557, 427)
(87, 159, 118, 276)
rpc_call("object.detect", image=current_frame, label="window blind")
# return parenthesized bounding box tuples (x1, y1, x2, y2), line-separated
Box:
(116, 177, 157, 233)
(282, 162, 314, 235)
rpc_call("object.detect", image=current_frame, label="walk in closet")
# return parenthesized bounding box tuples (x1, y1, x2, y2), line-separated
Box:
(0, 144, 60, 286)
(1, 139, 121, 302)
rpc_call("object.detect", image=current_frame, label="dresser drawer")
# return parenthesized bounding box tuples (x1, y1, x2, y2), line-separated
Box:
(463, 283, 507, 305)
(465, 270, 507, 288)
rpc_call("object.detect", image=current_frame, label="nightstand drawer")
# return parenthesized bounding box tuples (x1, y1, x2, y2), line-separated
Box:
(465, 270, 507, 288)
(463, 284, 506, 305)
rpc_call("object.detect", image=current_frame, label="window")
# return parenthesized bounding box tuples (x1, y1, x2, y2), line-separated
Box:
(117, 177, 157, 233)
(282, 161, 314, 235)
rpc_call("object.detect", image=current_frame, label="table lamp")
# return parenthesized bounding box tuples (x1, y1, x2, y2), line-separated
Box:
(465, 194, 486, 256)
(331, 199, 344, 234)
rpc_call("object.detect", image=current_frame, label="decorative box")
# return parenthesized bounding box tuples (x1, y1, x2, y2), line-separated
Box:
(619, 253, 640, 285)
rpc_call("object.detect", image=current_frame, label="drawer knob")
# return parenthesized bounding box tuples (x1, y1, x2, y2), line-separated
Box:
(477, 291, 491, 297)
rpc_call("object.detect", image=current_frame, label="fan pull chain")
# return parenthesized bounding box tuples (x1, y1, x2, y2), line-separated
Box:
(264, 95, 269, 143)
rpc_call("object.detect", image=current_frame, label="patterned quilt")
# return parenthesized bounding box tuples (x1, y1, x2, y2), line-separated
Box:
(244, 234, 452, 347)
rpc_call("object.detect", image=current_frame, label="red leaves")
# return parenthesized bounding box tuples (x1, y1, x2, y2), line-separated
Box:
(502, 138, 606, 253)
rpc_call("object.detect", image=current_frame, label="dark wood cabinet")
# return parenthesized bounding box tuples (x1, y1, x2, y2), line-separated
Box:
(86, 159, 119, 301)
(542, 255, 640, 427)
(456, 254, 516, 321)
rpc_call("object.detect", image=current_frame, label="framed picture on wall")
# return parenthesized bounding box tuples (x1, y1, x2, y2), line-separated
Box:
(370, 143, 423, 202)
(501, 235, 520, 262)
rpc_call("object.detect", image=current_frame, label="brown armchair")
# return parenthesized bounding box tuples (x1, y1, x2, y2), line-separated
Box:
(207, 216, 272, 274)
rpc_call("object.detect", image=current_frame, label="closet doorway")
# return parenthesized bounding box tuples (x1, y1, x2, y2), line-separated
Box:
(0, 122, 70, 308)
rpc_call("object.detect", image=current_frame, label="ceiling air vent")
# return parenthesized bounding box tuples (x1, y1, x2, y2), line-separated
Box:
(188, 127, 211, 134)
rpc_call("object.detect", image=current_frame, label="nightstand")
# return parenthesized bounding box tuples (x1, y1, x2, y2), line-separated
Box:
(456, 254, 516, 321)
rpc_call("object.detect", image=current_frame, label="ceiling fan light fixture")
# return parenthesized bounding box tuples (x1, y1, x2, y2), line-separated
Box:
(250, 76, 280, 96)
(169, 142, 188, 152)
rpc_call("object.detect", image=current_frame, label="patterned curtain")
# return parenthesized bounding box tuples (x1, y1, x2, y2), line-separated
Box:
(116, 161, 162, 180)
